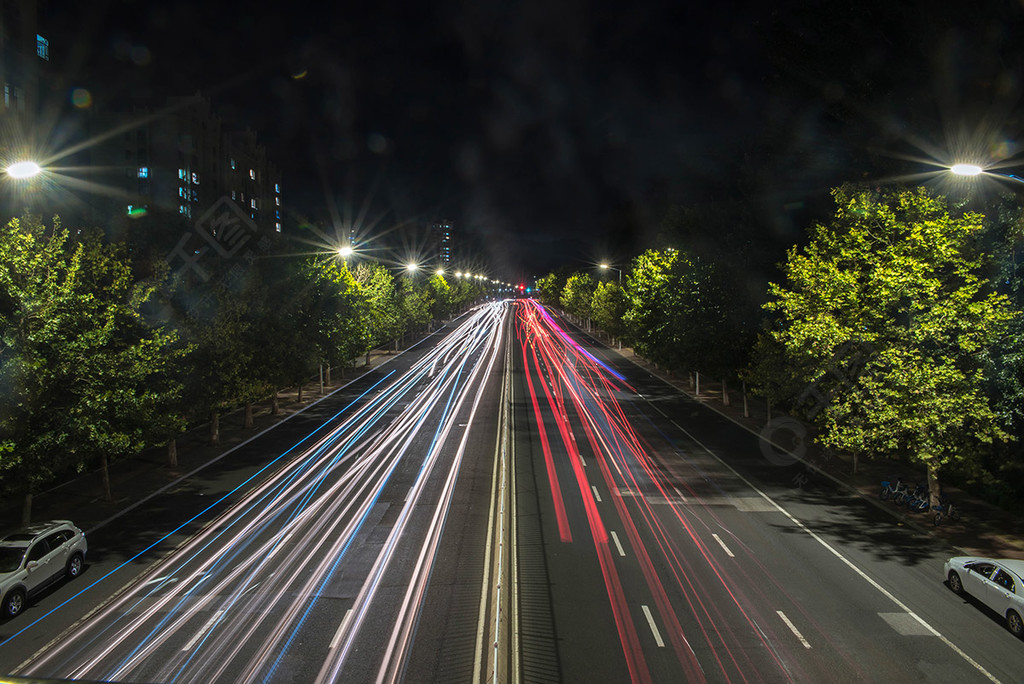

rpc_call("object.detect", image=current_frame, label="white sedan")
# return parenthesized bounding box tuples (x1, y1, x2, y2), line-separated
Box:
(944, 556, 1024, 638)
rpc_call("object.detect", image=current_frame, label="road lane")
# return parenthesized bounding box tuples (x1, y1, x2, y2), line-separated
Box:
(514, 301, 1020, 683)
(12, 302, 509, 684)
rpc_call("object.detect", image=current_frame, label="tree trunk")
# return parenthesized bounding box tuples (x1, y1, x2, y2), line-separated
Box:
(319, 363, 324, 394)
(742, 380, 749, 418)
(271, 391, 280, 416)
(326, 364, 332, 385)
(722, 378, 730, 406)
(101, 453, 112, 502)
(211, 410, 220, 445)
(695, 371, 701, 396)
(927, 463, 941, 509)
(244, 403, 254, 429)
(21, 492, 32, 525)
(167, 437, 178, 468)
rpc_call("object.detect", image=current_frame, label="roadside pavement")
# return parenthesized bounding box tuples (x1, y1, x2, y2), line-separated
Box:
(600, 336, 1024, 561)
(0, 349, 398, 535)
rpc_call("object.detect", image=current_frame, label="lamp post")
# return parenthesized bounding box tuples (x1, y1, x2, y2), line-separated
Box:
(599, 262, 622, 282)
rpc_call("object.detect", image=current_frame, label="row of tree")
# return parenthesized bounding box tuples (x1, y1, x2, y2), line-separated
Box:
(538, 186, 1024, 509)
(0, 214, 488, 521)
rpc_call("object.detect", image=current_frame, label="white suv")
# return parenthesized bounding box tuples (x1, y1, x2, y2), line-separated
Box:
(0, 520, 88, 618)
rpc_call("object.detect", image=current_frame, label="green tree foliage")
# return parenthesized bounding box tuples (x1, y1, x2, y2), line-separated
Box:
(354, 262, 403, 349)
(590, 281, 628, 340)
(535, 271, 567, 307)
(762, 186, 1018, 503)
(623, 248, 736, 373)
(0, 217, 184, 514)
(426, 273, 453, 322)
(398, 275, 432, 334)
(560, 272, 596, 319)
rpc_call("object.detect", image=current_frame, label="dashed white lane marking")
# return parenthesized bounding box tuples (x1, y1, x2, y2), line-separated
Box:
(610, 531, 626, 557)
(182, 610, 224, 651)
(777, 610, 811, 649)
(591, 485, 602, 502)
(712, 533, 735, 557)
(641, 604, 665, 647)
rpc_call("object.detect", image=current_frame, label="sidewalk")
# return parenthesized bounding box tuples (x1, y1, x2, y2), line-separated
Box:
(598, 335, 1024, 561)
(0, 349, 397, 534)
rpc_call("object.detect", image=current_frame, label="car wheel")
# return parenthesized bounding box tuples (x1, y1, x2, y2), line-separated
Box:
(948, 571, 964, 595)
(3, 589, 26, 618)
(66, 553, 83, 579)
(1008, 610, 1024, 638)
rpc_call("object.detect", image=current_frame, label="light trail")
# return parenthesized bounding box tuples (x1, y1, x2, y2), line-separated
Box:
(21, 302, 510, 684)
(514, 299, 815, 682)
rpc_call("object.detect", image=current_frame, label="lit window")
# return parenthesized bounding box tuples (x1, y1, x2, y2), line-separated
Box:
(36, 35, 49, 61)
(275, 197, 280, 206)
(275, 183, 280, 193)
(231, 190, 237, 200)
(249, 169, 256, 180)
(230, 158, 236, 170)
(138, 166, 149, 178)
(275, 222, 282, 232)
(179, 187, 187, 199)
(192, 172, 199, 185)
(250, 198, 257, 209)
(178, 168, 186, 180)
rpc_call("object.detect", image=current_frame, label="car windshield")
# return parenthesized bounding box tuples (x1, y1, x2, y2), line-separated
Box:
(0, 546, 26, 573)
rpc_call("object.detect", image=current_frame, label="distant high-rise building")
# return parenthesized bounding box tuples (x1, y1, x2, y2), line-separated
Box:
(431, 220, 453, 266)
(86, 95, 283, 235)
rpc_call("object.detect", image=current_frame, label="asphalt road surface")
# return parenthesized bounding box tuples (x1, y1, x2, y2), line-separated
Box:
(1, 298, 1022, 683)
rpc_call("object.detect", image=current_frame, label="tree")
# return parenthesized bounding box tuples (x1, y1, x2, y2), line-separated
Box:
(590, 280, 628, 341)
(560, 272, 596, 321)
(426, 273, 453, 322)
(0, 217, 184, 519)
(355, 262, 403, 351)
(762, 186, 1017, 505)
(535, 271, 568, 308)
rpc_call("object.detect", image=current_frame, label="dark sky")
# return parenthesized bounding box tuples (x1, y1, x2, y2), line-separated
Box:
(42, 0, 1024, 279)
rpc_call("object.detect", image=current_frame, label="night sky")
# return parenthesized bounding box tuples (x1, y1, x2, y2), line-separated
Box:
(42, 0, 1024, 279)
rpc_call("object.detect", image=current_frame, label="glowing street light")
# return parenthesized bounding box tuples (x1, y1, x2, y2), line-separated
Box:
(5, 161, 41, 179)
(338, 245, 353, 259)
(950, 163, 984, 177)
(436, 268, 445, 276)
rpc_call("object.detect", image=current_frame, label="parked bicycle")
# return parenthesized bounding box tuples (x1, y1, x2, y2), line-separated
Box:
(880, 477, 908, 502)
(900, 483, 931, 513)
(933, 494, 961, 526)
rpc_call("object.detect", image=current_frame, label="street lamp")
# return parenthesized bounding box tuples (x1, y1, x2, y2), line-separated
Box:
(5, 161, 41, 179)
(338, 245, 353, 259)
(950, 163, 983, 177)
(406, 263, 419, 273)
(436, 268, 445, 276)
(599, 263, 622, 282)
